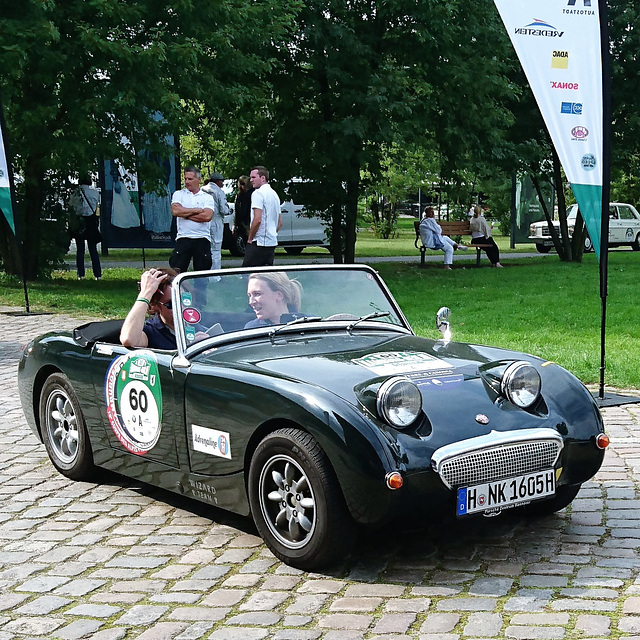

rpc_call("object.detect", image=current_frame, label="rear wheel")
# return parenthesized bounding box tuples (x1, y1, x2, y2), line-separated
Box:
(632, 234, 640, 251)
(584, 236, 593, 252)
(520, 484, 581, 517)
(284, 246, 304, 255)
(248, 428, 355, 570)
(39, 373, 94, 480)
(535, 244, 551, 254)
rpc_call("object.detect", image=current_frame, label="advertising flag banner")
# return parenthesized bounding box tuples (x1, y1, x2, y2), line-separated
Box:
(0, 105, 16, 235)
(493, 0, 604, 257)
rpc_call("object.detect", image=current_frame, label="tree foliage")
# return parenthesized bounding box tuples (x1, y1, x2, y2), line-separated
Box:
(0, 0, 299, 278)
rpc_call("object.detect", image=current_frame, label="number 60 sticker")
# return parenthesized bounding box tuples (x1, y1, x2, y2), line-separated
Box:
(105, 351, 163, 455)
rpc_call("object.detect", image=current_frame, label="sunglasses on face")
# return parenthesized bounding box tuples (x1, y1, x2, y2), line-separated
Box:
(160, 300, 172, 310)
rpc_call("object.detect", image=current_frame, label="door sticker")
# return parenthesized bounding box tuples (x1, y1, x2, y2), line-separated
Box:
(192, 425, 232, 459)
(105, 351, 163, 455)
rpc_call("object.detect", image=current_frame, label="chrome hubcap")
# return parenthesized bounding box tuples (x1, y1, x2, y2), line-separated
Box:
(259, 454, 316, 549)
(46, 389, 79, 464)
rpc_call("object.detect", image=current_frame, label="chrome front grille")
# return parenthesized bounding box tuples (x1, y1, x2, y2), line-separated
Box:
(432, 429, 563, 489)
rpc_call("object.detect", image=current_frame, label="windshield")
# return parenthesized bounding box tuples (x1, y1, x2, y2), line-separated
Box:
(173, 266, 408, 350)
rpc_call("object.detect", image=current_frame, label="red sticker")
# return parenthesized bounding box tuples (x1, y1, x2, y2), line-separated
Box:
(183, 308, 201, 324)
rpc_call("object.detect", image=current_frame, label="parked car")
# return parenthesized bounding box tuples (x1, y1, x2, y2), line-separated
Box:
(529, 203, 640, 253)
(222, 201, 329, 257)
(18, 265, 608, 569)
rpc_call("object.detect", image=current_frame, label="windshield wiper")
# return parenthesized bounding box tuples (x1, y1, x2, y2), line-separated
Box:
(347, 311, 391, 332)
(269, 315, 323, 339)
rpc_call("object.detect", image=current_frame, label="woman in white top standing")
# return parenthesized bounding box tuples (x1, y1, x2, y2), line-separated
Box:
(469, 205, 503, 268)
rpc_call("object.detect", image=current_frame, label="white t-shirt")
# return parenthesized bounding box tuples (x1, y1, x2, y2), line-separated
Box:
(250, 183, 281, 247)
(171, 188, 215, 240)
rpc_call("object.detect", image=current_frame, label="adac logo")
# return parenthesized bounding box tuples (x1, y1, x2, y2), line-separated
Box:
(550, 81, 579, 90)
(552, 50, 569, 69)
(571, 126, 589, 141)
(561, 102, 582, 115)
(564, 0, 595, 16)
(515, 19, 564, 38)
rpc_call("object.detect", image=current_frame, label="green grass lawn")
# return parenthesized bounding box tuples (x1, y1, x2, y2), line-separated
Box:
(1, 240, 637, 389)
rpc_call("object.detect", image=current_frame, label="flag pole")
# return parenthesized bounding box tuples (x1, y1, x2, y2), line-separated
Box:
(0, 94, 30, 313)
(598, 0, 612, 399)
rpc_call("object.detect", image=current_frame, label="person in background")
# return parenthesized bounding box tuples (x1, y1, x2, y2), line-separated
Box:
(169, 166, 214, 273)
(202, 172, 229, 271)
(234, 175, 252, 241)
(70, 175, 102, 280)
(470, 205, 503, 268)
(120, 267, 178, 349)
(419, 207, 467, 270)
(243, 165, 282, 267)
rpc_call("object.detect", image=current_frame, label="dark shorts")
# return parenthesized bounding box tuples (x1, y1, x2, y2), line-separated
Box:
(170, 237, 212, 273)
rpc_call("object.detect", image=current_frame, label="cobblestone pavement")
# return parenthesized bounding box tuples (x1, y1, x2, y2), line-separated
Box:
(2, 308, 640, 640)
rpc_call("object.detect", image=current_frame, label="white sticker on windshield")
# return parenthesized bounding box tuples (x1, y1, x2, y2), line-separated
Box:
(353, 351, 451, 375)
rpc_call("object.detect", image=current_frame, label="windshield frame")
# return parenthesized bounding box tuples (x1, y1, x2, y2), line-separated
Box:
(170, 264, 413, 356)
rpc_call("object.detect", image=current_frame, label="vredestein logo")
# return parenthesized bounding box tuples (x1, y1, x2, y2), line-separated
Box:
(515, 19, 564, 37)
(564, 0, 595, 16)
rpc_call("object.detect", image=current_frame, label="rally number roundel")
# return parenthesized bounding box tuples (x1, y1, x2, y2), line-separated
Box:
(105, 351, 163, 455)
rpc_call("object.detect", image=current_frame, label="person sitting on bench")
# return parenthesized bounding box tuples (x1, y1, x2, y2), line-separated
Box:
(470, 206, 503, 268)
(419, 207, 467, 270)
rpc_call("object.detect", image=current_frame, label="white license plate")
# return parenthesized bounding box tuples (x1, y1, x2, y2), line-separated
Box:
(457, 469, 555, 516)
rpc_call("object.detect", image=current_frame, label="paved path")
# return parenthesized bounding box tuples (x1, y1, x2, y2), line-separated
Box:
(2, 309, 640, 640)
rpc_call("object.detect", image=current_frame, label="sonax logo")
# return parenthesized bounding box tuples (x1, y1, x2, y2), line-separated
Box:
(550, 81, 579, 90)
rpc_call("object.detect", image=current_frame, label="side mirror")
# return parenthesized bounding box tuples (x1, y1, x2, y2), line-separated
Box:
(436, 307, 451, 342)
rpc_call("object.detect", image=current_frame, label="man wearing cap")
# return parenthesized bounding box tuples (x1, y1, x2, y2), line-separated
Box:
(243, 165, 282, 267)
(169, 166, 215, 273)
(202, 172, 229, 271)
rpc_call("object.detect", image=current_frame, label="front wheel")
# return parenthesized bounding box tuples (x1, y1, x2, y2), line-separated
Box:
(39, 373, 95, 480)
(520, 484, 581, 517)
(535, 244, 551, 254)
(584, 236, 593, 252)
(248, 428, 355, 570)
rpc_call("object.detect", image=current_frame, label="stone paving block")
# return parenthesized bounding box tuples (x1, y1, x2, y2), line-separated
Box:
(285, 594, 328, 614)
(464, 612, 503, 637)
(2, 615, 66, 635)
(15, 575, 71, 593)
(329, 597, 383, 612)
(318, 613, 373, 630)
(297, 579, 346, 594)
(225, 611, 282, 626)
(550, 598, 616, 612)
(200, 588, 247, 607)
(623, 596, 640, 613)
(272, 631, 322, 640)
(510, 614, 570, 626)
(575, 614, 611, 636)
(64, 604, 122, 618)
(208, 629, 269, 640)
(436, 598, 497, 612)
(344, 584, 406, 598)
(134, 622, 190, 639)
(619, 617, 640, 634)
(469, 577, 514, 596)
(238, 590, 290, 611)
(115, 604, 170, 625)
(15, 595, 71, 614)
(505, 626, 565, 639)
(54, 618, 105, 640)
(419, 613, 461, 633)
(167, 606, 230, 621)
(174, 621, 215, 639)
(372, 612, 416, 634)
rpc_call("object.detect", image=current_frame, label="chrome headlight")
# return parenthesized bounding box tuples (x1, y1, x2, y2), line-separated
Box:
(376, 377, 422, 428)
(500, 361, 541, 408)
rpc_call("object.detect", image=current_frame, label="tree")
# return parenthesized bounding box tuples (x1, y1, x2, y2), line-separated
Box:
(0, 0, 299, 279)
(225, 0, 514, 263)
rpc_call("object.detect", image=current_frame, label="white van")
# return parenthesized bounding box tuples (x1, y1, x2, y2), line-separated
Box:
(223, 201, 329, 257)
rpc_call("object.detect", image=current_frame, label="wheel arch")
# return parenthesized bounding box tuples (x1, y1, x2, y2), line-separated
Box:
(31, 364, 64, 441)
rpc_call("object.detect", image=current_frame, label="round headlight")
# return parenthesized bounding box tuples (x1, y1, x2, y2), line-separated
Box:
(376, 377, 422, 428)
(500, 361, 541, 408)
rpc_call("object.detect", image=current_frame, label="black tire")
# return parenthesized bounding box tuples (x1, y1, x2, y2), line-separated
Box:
(584, 236, 593, 252)
(39, 373, 95, 480)
(248, 427, 355, 569)
(535, 244, 551, 254)
(520, 483, 581, 517)
(284, 246, 304, 255)
(632, 234, 640, 251)
(229, 234, 246, 257)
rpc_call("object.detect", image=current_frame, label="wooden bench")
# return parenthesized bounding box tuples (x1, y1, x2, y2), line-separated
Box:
(413, 219, 492, 268)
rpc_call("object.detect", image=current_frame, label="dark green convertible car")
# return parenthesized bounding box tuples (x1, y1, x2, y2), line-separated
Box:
(18, 265, 608, 569)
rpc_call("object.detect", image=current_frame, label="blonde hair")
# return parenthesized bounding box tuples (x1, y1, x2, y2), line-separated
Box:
(248, 272, 303, 312)
(473, 205, 482, 217)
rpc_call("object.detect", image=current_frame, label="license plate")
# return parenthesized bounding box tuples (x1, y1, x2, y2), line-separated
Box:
(457, 469, 555, 516)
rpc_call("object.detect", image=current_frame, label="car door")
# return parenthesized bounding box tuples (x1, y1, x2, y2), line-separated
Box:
(617, 205, 640, 246)
(89, 343, 182, 468)
(607, 205, 622, 243)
